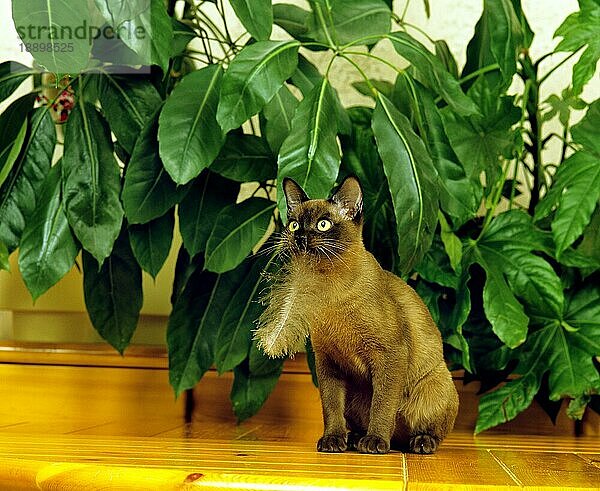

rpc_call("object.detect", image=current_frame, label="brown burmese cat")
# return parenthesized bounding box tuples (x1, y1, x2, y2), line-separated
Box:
(255, 176, 458, 454)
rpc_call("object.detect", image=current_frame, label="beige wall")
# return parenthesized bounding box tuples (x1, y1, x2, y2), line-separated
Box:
(0, 1, 597, 344)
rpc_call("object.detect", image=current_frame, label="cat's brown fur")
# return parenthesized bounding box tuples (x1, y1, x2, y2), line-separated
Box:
(255, 176, 458, 454)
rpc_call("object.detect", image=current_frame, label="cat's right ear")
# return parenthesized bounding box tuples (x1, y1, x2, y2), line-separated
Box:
(282, 178, 309, 212)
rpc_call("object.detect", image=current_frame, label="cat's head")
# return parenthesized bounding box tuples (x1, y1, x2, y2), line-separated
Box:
(280, 176, 364, 262)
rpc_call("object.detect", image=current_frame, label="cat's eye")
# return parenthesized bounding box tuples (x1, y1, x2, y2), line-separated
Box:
(317, 219, 332, 232)
(288, 220, 300, 232)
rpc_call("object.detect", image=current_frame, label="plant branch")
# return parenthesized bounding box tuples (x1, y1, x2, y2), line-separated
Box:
(538, 49, 581, 86)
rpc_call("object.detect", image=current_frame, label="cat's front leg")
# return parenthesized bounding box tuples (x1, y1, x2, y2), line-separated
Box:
(358, 356, 403, 454)
(315, 353, 348, 453)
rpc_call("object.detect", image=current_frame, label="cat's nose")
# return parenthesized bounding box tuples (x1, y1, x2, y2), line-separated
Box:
(296, 234, 308, 251)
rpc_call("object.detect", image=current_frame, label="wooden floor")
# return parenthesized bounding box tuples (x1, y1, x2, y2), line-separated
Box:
(0, 343, 598, 490)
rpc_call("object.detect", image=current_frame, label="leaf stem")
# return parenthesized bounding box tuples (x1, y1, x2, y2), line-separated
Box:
(538, 49, 581, 86)
(338, 54, 376, 96)
(400, 0, 412, 22)
(458, 63, 500, 86)
(399, 21, 437, 45)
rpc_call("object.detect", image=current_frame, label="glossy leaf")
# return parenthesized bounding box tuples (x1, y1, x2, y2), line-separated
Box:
(0, 61, 33, 104)
(277, 79, 341, 220)
(178, 171, 239, 258)
(210, 134, 277, 182)
(387, 31, 480, 117)
(476, 286, 600, 433)
(129, 209, 174, 279)
(205, 197, 275, 274)
(230, 0, 272, 40)
(18, 163, 78, 300)
(94, 0, 173, 73)
(217, 40, 300, 133)
(372, 93, 439, 275)
(13, 0, 93, 73)
(215, 254, 274, 373)
(0, 105, 55, 252)
(0, 242, 8, 271)
(83, 230, 143, 354)
(159, 65, 224, 185)
(98, 74, 162, 154)
(262, 85, 298, 154)
(122, 106, 188, 224)
(171, 18, 196, 56)
(555, 0, 600, 95)
(231, 341, 284, 421)
(273, 3, 321, 47)
(63, 101, 124, 265)
(307, 0, 391, 47)
(167, 255, 249, 397)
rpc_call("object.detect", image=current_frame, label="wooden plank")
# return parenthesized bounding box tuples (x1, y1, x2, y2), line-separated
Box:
(490, 450, 600, 490)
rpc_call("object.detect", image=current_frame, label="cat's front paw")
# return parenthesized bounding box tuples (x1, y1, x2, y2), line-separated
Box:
(409, 434, 439, 454)
(317, 434, 347, 453)
(357, 434, 390, 454)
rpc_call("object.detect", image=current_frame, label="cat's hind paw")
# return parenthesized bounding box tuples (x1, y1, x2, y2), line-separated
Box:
(317, 434, 347, 453)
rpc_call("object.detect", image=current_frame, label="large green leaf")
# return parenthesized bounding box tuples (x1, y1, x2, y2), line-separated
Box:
(231, 341, 284, 421)
(0, 61, 34, 104)
(273, 3, 323, 47)
(94, 0, 173, 73)
(414, 82, 481, 227)
(63, 101, 124, 265)
(18, 162, 78, 301)
(262, 85, 298, 155)
(159, 65, 224, 185)
(128, 209, 174, 279)
(216, 40, 300, 133)
(441, 81, 520, 179)
(387, 32, 480, 117)
(122, 106, 188, 224)
(0, 114, 28, 191)
(476, 286, 600, 433)
(0, 105, 55, 252)
(215, 253, 274, 373)
(98, 74, 162, 154)
(171, 18, 196, 57)
(205, 197, 275, 274)
(168, 255, 251, 397)
(372, 93, 439, 275)
(555, 0, 600, 95)
(230, 0, 272, 40)
(178, 171, 239, 258)
(307, 0, 391, 47)
(277, 78, 341, 220)
(13, 0, 93, 73)
(83, 230, 143, 354)
(210, 134, 277, 183)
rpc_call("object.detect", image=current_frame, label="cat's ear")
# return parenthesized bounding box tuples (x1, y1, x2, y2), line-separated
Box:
(282, 178, 309, 212)
(331, 176, 363, 220)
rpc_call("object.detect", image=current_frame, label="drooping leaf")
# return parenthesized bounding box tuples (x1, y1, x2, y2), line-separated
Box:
(159, 65, 224, 185)
(0, 242, 8, 271)
(0, 116, 27, 191)
(306, 0, 391, 47)
(0, 61, 34, 104)
(215, 253, 274, 373)
(122, 106, 189, 224)
(555, 0, 600, 95)
(13, 0, 94, 73)
(210, 134, 277, 182)
(83, 229, 143, 354)
(262, 85, 298, 155)
(167, 254, 249, 397)
(128, 209, 174, 279)
(205, 197, 275, 273)
(231, 341, 284, 421)
(18, 162, 78, 301)
(434, 40, 458, 79)
(273, 3, 322, 47)
(476, 285, 600, 433)
(352, 80, 395, 100)
(216, 40, 300, 133)
(230, 0, 273, 41)
(94, 0, 173, 73)
(415, 235, 459, 289)
(63, 101, 123, 265)
(438, 212, 462, 273)
(171, 18, 196, 56)
(372, 93, 439, 275)
(387, 31, 480, 117)
(0, 105, 55, 252)
(178, 171, 239, 258)
(98, 74, 162, 154)
(277, 78, 341, 220)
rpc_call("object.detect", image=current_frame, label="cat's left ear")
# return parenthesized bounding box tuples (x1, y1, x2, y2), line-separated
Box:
(282, 178, 309, 212)
(331, 176, 363, 221)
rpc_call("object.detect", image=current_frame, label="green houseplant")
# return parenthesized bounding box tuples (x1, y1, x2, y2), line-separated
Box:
(0, 0, 598, 432)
